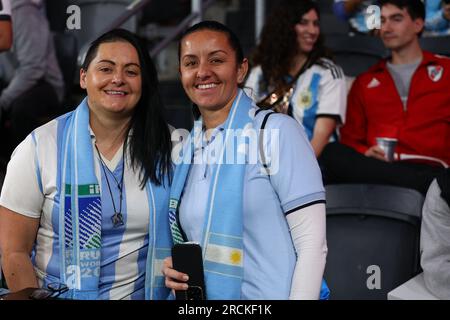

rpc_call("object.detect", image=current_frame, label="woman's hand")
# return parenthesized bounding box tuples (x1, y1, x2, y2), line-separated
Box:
(162, 256, 189, 291)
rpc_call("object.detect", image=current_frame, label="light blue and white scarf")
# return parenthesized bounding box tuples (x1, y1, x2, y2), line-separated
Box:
(169, 89, 254, 299)
(169, 90, 331, 300)
(48, 98, 172, 299)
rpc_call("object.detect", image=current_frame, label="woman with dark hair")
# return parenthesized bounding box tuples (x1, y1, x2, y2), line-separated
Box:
(0, 29, 173, 300)
(162, 20, 329, 300)
(246, 0, 347, 157)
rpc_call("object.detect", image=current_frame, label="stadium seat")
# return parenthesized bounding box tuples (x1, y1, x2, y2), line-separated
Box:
(320, 13, 350, 36)
(324, 184, 424, 300)
(159, 80, 194, 130)
(419, 36, 450, 57)
(52, 32, 78, 105)
(226, 9, 256, 57)
(317, 0, 335, 14)
(325, 35, 387, 77)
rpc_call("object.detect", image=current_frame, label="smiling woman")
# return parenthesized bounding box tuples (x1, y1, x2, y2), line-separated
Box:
(80, 42, 142, 124)
(0, 29, 173, 300)
(179, 26, 247, 130)
(163, 20, 329, 300)
(80, 41, 145, 162)
(245, 0, 347, 158)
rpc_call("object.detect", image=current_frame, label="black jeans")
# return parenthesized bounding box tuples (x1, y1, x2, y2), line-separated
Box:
(319, 142, 445, 195)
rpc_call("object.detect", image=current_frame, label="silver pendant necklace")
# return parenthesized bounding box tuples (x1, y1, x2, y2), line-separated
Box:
(95, 143, 125, 228)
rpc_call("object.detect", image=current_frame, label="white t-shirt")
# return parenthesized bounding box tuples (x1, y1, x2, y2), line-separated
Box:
(245, 59, 347, 140)
(0, 119, 155, 300)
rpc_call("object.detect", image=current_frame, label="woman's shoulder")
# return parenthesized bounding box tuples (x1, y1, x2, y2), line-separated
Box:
(31, 117, 60, 143)
(26, 111, 74, 152)
(253, 111, 312, 162)
(313, 58, 345, 78)
(254, 110, 303, 133)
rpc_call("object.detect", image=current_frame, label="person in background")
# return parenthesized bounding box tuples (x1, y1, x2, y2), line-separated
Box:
(162, 20, 329, 300)
(0, 29, 173, 300)
(424, 0, 450, 36)
(420, 169, 450, 299)
(246, 0, 347, 157)
(333, 0, 450, 36)
(333, 0, 375, 34)
(0, 0, 63, 156)
(320, 0, 449, 195)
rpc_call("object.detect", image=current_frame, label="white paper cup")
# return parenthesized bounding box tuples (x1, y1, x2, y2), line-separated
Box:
(376, 137, 398, 162)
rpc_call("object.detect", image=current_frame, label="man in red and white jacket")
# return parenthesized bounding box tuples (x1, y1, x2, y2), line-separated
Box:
(320, 0, 449, 194)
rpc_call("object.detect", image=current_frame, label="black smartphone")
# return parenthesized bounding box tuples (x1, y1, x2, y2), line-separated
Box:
(171, 242, 206, 300)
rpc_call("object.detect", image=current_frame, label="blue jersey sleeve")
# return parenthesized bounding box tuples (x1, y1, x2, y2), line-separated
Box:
(259, 113, 326, 214)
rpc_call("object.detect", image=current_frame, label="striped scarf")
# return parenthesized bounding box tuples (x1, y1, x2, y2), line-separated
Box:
(169, 90, 255, 299)
(50, 98, 172, 299)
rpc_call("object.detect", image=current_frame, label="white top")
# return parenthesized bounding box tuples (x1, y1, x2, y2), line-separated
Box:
(245, 59, 347, 140)
(0, 119, 154, 300)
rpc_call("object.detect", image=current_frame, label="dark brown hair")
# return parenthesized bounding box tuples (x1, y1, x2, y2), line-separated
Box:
(82, 29, 172, 187)
(250, 0, 330, 91)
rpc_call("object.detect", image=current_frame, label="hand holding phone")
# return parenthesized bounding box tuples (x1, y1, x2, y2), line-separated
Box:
(171, 243, 206, 300)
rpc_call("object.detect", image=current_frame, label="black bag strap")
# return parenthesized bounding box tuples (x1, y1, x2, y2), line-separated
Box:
(258, 111, 275, 175)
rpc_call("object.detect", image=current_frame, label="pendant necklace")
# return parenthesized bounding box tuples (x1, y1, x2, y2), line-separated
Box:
(95, 143, 126, 228)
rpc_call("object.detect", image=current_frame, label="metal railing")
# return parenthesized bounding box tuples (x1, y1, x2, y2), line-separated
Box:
(100, 0, 153, 36)
(255, 0, 266, 43)
(151, 0, 267, 57)
(77, 0, 266, 64)
(77, 0, 153, 66)
(150, 0, 216, 57)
